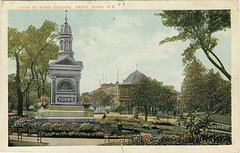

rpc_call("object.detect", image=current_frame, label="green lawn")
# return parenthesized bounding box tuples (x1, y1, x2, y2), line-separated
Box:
(210, 114, 231, 125)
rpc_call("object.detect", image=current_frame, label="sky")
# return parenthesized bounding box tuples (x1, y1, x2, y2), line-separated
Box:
(8, 10, 231, 93)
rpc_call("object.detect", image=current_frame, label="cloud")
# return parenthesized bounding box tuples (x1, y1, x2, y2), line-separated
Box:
(73, 16, 143, 63)
(110, 15, 144, 30)
(73, 16, 186, 93)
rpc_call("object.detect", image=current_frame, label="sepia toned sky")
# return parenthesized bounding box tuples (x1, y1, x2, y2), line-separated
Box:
(8, 10, 231, 93)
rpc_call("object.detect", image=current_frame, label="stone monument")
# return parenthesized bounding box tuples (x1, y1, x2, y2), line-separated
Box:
(36, 13, 95, 123)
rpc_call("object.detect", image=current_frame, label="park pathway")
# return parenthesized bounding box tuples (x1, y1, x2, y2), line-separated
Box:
(9, 135, 106, 146)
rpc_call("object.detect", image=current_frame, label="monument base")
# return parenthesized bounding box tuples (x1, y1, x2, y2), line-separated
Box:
(35, 105, 96, 123)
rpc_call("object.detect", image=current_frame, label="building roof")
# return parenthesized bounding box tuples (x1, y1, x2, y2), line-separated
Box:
(60, 22, 72, 36)
(122, 70, 148, 85)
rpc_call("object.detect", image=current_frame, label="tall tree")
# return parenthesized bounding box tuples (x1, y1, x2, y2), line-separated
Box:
(8, 20, 58, 116)
(181, 60, 206, 142)
(181, 60, 206, 143)
(156, 10, 231, 80)
(131, 79, 153, 121)
(91, 90, 114, 108)
(35, 43, 58, 97)
(8, 74, 18, 112)
(203, 69, 231, 116)
(215, 80, 231, 115)
(202, 70, 222, 116)
(160, 87, 177, 121)
(181, 60, 206, 113)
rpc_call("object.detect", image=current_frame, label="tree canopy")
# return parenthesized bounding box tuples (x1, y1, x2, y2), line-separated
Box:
(8, 20, 59, 116)
(130, 79, 177, 121)
(181, 60, 231, 116)
(91, 90, 114, 108)
(156, 10, 231, 80)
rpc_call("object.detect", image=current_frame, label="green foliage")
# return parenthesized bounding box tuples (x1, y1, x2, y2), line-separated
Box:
(181, 60, 231, 144)
(131, 130, 231, 145)
(91, 90, 114, 107)
(181, 60, 206, 112)
(130, 79, 177, 121)
(156, 10, 231, 80)
(181, 60, 231, 116)
(8, 74, 18, 112)
(80, 92, 91, 100)
(208, 114, 231, 125)
(8, 20, 59, 115)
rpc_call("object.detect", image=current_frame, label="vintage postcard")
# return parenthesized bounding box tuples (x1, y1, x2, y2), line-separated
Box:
(1, 1, 239, 153)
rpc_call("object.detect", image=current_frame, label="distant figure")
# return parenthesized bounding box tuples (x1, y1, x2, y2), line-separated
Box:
(178, 122, 181, 127)
(134, 114, 138, 119)
(117, 122, 122, 132)
(173, 111, 176, 118)
(102, 113, 106, 119)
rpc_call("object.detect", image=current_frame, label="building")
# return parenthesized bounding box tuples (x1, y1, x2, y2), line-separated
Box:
(119, 70, 150, 102)
(93, 70, 150, 111)
(95, 70, 181, 113)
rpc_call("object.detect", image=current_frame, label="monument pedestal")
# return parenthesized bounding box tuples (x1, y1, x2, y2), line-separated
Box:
(35, 17, 96, 123)
(35, 105, 96, 123)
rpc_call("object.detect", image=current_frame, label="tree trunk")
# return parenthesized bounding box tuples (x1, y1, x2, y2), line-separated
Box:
(15, 54, 23, 116)
(25, 90, 30, 111)
(167, 112, 169, 122)
(41, 72, 46, 96)
(144, 104, 148, 121)
(190, 112, 195, 145)
(119, 101, 122, 114)
(38, 87, 41, 98)
(42, 87, 45, 96)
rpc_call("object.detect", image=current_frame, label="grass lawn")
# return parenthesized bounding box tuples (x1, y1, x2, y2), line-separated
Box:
(95, 113, 178, 122)
(196, 113, 231, 125)
(96, 112, 184, 135)
(9, 140, 48, 146)
(210, 114, 231, 125)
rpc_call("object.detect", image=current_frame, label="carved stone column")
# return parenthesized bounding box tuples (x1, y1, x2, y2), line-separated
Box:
(51, 76, 56, 104)
(76, 76, 80, 103)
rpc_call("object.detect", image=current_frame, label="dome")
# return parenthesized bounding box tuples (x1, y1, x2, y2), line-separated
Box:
(60, 22, 72, 36)
(122, 70, 148, 85)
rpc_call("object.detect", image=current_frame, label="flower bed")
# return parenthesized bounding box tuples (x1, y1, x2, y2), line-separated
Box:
(42, 131, 104, 138)
(9, 118, 107, 139)
(10, 116, 40, 129)
(152, 120, 173, 126)
(132, 130, 231, 145)
(104, 134, 132, 139)
(39, 122, 106, 138)
(40, 122, 106, 133)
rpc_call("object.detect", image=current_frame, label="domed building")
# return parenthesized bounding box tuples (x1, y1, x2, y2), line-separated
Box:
(95, 70, 151, 113)
(118, 70, 150, 108)
(122, 70, 149, 85)
(95, 70, 179, 114)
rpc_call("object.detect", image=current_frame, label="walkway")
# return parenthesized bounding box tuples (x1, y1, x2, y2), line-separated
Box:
(9, 135, 106, 146)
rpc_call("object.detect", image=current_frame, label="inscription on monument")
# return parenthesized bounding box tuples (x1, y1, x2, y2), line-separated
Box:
(57, 97, 75, 102)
